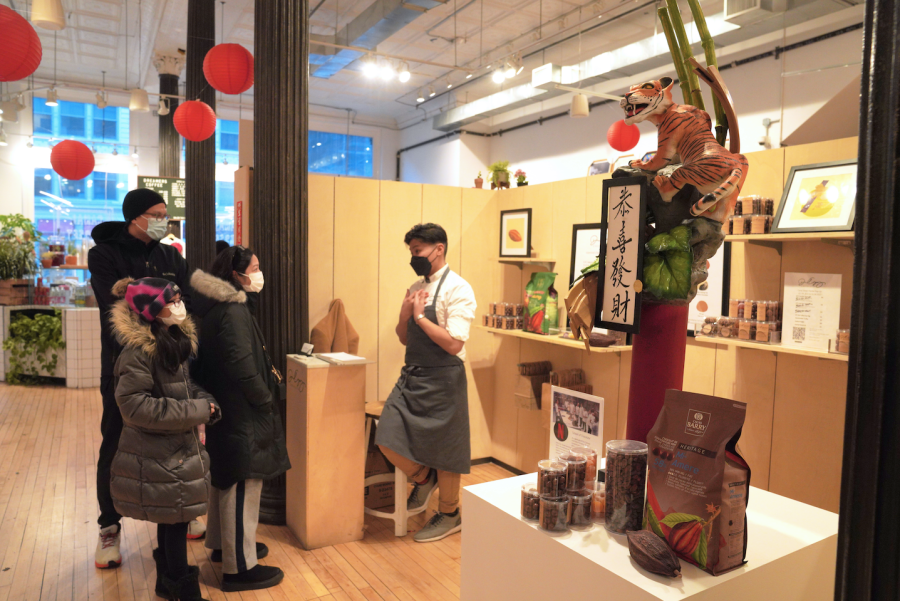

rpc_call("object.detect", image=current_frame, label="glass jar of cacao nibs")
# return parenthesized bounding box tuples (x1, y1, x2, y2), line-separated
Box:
(570, 446, 598, 482)
(605, 440, 648, 534)
(539, 496, 569, 532)
(558, 451, 588, 492)
(567, 489, 593, 529)
(538, 460, 567, 497)
(521, 483, 540, 520)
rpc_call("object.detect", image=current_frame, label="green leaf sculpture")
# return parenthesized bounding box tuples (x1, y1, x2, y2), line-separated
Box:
(643, 225, 693, 300)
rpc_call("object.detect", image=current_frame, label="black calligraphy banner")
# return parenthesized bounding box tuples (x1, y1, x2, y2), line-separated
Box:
(595, 176, 647, 334)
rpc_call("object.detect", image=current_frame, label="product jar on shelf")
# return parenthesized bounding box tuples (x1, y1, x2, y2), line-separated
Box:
(558, 451, 588, 492)
(588, 477, 606, 521)
(605, 440, 648, 534)
(539, 496, 569, 532)
(538, 460, 567, 497)
(570, 446, 598, 483)
(567, 489, 593, 529)
(521, 483, 540, 520)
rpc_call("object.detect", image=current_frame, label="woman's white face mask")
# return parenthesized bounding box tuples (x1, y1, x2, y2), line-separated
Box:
(240, 271, 264, 293)
(158, 301, 187, 326)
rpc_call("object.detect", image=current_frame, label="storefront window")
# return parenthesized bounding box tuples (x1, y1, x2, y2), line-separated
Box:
(32, 98, 130, 152)
(33, 168, 128, 239)
(309, 130, 373, 177)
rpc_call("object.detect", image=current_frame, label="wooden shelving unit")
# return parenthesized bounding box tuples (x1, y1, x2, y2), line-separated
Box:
(693, 335, 848, 362)
(726, 232, 854, 247)
(478, 325, 631, 354)
(497, 257, 556, 270)
(42, 265, 89, 270)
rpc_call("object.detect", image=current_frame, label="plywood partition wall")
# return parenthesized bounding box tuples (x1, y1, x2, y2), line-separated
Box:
(307, 137, 856, 511)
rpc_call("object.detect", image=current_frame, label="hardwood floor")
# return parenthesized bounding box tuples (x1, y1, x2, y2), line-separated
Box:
(0, 384, 514, 601)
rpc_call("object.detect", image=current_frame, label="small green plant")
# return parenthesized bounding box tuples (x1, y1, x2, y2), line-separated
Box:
(2, 310, 65, 385)
(477, 171, 482, 178)
(487, 160, 511, 186)
(0, 214, 40, 281)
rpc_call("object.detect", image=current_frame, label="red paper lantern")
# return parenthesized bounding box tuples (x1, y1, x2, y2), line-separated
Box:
(203, 43, 254, 95)
(50, 141, 95, 181)
(0, 5, 42, 82)
(173, 100, 217, 142)
(607, 120, 641, 152)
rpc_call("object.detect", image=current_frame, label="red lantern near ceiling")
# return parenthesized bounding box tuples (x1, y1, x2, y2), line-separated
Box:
(173, 100, 217, 142)
(203, 43, 254, 95)
(50, 141, 95, 181)
(607, 120, 641, 152)
(0, 5, 43, 82)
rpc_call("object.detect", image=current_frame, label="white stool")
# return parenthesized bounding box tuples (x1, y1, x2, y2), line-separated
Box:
(364, 403, 418, 537)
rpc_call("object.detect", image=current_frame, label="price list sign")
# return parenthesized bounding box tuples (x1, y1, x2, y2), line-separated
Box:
(138, 176, 187, 220)
(595, 176, 647, 334)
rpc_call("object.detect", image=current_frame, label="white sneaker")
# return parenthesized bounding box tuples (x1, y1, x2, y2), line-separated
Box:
(95, 524, 122, 569)
(187, 518, 206, 540)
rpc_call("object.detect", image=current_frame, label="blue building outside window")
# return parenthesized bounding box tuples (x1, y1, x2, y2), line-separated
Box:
(33, 97, 130, 154)
(309, 130, 373, 177)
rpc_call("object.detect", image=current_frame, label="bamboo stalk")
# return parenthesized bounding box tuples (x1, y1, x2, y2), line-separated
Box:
(665, 0, 705, 111)
(657, 7, 693, 105)
(686, 0, 728, 145)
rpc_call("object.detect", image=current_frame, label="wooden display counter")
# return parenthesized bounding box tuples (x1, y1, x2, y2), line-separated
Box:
(284, 354, 368, 549)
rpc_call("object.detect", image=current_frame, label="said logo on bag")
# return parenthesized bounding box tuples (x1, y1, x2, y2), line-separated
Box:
(684, 409, 711, 436)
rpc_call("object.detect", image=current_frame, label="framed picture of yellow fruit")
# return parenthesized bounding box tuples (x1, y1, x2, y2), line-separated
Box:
(500, 208, 532, 258)
(772, 160, 857, 233)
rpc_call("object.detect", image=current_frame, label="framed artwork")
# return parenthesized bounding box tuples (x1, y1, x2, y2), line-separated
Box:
(569, 223, 604, 287)
(588, 159, 611, 176)
(499, 208, 532, 258)
(772, 159, 858, 233)
(595, 177, 648, 334)
(687, 242, 731, 336)
(641, 151, 656, 163)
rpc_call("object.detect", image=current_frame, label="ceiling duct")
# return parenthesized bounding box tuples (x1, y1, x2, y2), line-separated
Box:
(310, 0, 445, 79)
(725, 0, 787, 26)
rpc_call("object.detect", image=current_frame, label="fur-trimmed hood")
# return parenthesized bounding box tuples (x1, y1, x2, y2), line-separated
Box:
(190, 270, 246, 304)
(109, 277, 198, 358)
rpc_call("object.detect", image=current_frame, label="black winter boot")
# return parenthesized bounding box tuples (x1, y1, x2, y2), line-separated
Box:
(209, 542, 268, 563)
(152, 548, 175, 599)
(221, 564, 284, 592)
(163, 566, 208, 601)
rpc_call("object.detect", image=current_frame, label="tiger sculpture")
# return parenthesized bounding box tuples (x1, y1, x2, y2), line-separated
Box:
(621, 76, 747, 222)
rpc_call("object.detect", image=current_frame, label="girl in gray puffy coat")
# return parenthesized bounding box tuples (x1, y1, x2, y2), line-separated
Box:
(109, 277, 221, 601)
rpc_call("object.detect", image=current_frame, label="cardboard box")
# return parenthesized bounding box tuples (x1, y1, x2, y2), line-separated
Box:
(364, 480, 394, 510)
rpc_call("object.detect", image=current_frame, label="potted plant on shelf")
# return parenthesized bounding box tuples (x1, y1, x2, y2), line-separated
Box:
(0, 214, 40, 306)
(515, 169, 528, 186)
(475, 171, 484, 189)
(488, 160, 511, 189)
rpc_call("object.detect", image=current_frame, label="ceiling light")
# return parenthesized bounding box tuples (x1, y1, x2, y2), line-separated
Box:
(398, 62, 411, 83)
(447, 81, 453, 89)
(514, 55, 524, 75)
(129, 89, 150, 112)
(465, 72, 473, 79)
(570, 94, 589, 118)
(96, 91, 107, 109)
(112, 146, 118, 156)
(492, 69, 506, 84)
(16, 95, 26, 111)
(131, 146, 139, 159)
(558, 18, 567, 30)
(157, 98, 170, 116)
(0, 105, 3, 115)
(32, 0, 66, 30)
(27, 137, 33, 148)
(362, 54, 379, 78)
(416, 90, 425, 102)
(504, 63, 516, 79)
(428, 86, 436, 97)
(0, 127, 7, 147)
(380, 61, 395, 81)
(46, 88, 59, 107)
(223, 157, 229, 165)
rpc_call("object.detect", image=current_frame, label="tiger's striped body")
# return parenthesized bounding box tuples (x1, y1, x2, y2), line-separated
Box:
(621, 78, 747, 223)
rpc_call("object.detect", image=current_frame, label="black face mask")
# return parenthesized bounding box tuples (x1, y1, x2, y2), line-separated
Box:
(410, 246, 438, 277)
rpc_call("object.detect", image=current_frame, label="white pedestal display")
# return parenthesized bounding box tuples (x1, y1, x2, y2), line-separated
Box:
(461, 474, 838, 601)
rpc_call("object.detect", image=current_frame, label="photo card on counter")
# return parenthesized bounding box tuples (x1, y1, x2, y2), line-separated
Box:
(548, 386, 604, 462)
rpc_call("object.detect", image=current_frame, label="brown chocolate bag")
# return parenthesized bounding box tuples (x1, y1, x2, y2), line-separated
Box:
(644, 390, 750, 576)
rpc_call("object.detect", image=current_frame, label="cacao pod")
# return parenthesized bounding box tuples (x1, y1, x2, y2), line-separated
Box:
(667, 520, 703, 556)
(508, 229, 523, 242)
(627, 530, 682, 578)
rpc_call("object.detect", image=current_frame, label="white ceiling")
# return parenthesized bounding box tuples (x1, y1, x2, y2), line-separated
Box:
(1, 0, 848, 126)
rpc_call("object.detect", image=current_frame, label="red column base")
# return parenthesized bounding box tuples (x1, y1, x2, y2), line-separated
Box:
(625, 303, 689, 444)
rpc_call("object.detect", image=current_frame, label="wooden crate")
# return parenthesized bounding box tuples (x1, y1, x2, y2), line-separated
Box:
(0, 280, 30, 306)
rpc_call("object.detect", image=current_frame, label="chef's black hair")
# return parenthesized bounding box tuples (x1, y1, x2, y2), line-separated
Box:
(404, 223, 448, 252)
(209, 245, 256, 291)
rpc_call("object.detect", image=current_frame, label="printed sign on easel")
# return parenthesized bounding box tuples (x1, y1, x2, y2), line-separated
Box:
(548, 386, 604, 461)
(595, 176, 647, 334)
(782, 272, 841, 352)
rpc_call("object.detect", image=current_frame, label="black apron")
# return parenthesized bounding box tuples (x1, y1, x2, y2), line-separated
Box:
(375, 269, 471, 474)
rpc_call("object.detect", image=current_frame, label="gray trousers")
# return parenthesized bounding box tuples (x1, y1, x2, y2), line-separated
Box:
(205, 479, 263, 574)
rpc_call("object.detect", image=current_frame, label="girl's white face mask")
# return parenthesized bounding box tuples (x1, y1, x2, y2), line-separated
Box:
(158, 301, 187, 326)
(241, 271, 264, 293)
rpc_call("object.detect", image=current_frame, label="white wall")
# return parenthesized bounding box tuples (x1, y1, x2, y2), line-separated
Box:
(0, 81, 35, 219)
(399, 24, 864, 186)
(398, 119, 461, 186)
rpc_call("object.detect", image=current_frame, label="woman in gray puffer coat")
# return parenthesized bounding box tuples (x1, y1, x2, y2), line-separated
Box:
(109, 277, 220, 601)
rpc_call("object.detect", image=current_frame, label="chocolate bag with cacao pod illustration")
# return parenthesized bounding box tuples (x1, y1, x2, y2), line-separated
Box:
(644, 390, 750, 576)
(523, 272, 558, 334)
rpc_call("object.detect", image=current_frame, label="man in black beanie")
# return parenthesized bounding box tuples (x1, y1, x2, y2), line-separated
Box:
(88, 188, 200, 569)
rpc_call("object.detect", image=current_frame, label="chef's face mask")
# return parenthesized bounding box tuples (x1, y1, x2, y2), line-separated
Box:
(410, 245, 438, 277)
